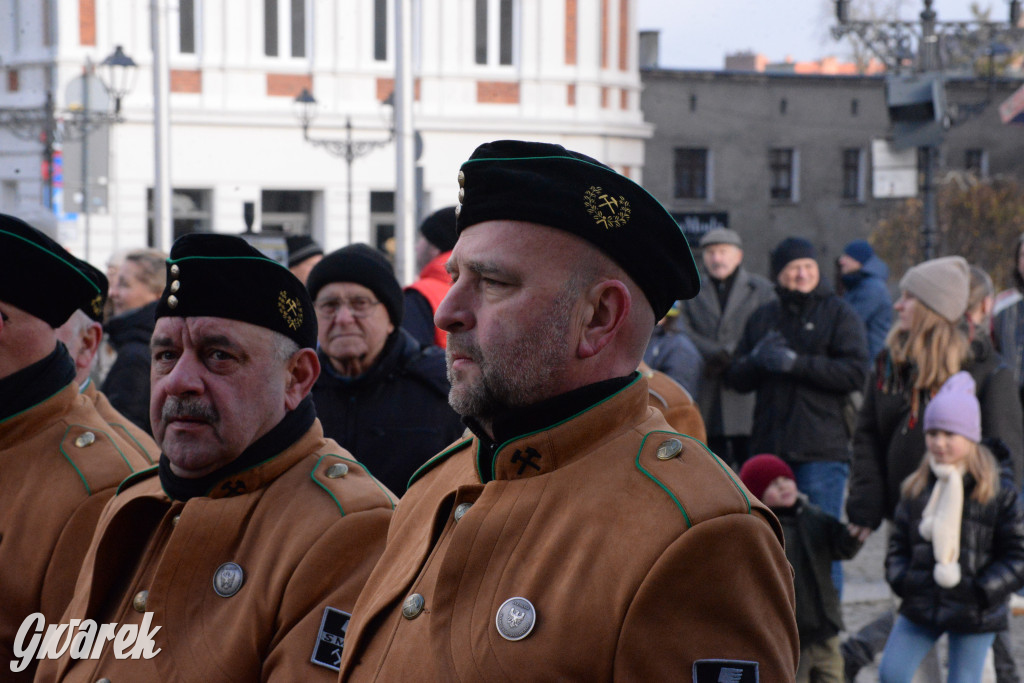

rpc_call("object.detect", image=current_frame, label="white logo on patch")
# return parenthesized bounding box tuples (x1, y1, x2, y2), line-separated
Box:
(10, 613, 162, 673)
(719, 668, 744, 683)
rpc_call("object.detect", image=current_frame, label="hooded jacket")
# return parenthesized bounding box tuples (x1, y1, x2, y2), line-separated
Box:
(841, 254, 893, 361)
(725, 282, 869, 462)
(312, 328, 464, 495)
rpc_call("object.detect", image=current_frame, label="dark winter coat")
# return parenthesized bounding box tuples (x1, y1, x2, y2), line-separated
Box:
(311, 328, 464, 495)
(725, 282, 869, 462)
(886, 468, 1024, 634)
(846, 334, 1024, 530)
(100, 300, 157, 435)
(841, 254, 893, 361)
(777, 498, 863, 646)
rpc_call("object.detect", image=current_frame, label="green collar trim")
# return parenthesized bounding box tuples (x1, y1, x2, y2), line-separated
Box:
(117, 465, 159, 495)
(408, 437, 475, 488)
(0, 228, 100, 295)
(0, 384, 69, 426)
(310, 454, 396, 516)
(486, 372, 643, 481)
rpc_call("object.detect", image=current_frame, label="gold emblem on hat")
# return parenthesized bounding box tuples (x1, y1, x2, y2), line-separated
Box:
(89, 294, 103, 318)
(584, 186, 631, 230)
(278, 291, 303, 330)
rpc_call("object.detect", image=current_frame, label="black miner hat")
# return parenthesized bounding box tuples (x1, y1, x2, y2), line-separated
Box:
(454, 140, 700, 319)
(0, 213, 101, 327)
(155, 233, 317, 349)
(419, 206, 458, 253)
(74, 258, 109, 323)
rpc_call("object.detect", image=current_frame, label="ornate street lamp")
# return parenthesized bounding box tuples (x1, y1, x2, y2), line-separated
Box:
(293, 87, 394, 244)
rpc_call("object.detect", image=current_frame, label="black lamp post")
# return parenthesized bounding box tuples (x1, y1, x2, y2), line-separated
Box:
(833, 0, 1023, 259)
(0, 45, 137, 217)
(294, 87, 394, 244)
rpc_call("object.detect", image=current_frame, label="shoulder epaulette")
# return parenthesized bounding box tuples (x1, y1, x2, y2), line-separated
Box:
(59, 423, 140, 496)
(309, 453, 397, 516)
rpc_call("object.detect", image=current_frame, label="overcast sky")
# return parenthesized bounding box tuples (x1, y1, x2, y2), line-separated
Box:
(636, 0, 998, 70)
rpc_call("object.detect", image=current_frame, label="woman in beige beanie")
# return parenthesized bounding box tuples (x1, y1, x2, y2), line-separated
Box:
(843, 255, 1024, 678)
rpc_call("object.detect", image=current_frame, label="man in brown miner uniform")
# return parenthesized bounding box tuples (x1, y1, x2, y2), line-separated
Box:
(338, 140, 798, 682)
(37, 233, 393, 682)
(56, 258, 159, 465)
(0, 214, 150, 679)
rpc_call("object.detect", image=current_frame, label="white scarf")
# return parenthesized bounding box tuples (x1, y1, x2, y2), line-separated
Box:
(918, 454, 966, 588)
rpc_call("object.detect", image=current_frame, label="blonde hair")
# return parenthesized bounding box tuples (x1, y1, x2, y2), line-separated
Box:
(902, 441, 1000, 505)
(885, 295, 970, 397)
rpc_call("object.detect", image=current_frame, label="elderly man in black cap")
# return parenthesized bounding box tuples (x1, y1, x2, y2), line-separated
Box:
(37, 233, 393, 682)
(338, 140, 798, 681)
(403, 205, 458, 348)
(0, 214, 151, 678)
(307, 244, 463, 495)
(56, 258, 159, 465)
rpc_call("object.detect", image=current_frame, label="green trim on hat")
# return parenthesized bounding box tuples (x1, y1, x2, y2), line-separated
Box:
(0, 228, 99, 295)
(168, 253, 288, 269)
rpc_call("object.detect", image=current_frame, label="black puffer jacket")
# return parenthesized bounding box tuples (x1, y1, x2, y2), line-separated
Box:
(886, 461, 1024, 634)
(725, 283, 869, 461)
(312, 328, 464, 495)
(100, 300, 157, 435)
(846, 333, 1024, 530)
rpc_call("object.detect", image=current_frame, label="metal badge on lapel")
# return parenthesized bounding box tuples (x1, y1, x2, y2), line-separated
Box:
(213, 562, 245, 597)
(495, 597, 536, 641)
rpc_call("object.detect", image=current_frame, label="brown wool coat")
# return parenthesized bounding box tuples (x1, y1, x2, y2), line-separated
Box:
(640, 361, 708, 443)
(0, 383, 149, 678)
(338, 377, 798, 682)
(36, 420, 394, 683)
(83, 381, 159, 466)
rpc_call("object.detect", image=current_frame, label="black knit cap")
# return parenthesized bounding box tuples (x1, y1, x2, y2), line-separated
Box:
(0, 212, 101, 327)
(454, 140, 700, 319)
(155, 233, 317, 349)
(285, 234, 324, 268)
(74, 258, 109, 322)
(419, 206, 458, 253)
(306, 243, 404, 326)
(770, 237, 817, 280)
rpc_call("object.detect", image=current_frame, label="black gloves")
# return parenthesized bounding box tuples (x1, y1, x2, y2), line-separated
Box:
(750, 330, 798, 374)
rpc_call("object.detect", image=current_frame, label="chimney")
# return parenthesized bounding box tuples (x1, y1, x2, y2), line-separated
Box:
(639, 30, 660, 69)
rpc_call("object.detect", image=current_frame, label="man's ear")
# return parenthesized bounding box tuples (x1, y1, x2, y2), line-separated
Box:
(577, 280, 631, 359)
(284, 347, 320, 411)
(77, 322, 103, 372)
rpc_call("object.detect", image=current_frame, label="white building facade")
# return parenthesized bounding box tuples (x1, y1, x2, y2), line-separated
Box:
(0, 0, 651, 278)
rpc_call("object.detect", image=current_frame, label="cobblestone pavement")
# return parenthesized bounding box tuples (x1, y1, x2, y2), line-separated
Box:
(842, 527, 1024, 681)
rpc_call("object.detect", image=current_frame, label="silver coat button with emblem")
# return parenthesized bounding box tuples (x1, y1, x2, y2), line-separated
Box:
(496, 597, 536, 641)
(170, 279, 180, 293)
(402, 593, 425, 619)
(170, 264, 180, 276)
(656, 438, 683, 460)
(325, 463, 349, 479)
(133, 589, 149, 612)
(213, 562, 245, 597)
(74, 432, 96, 448)
(453, 502, 473, 521)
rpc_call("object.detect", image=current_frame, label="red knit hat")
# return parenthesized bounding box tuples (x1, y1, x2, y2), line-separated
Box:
(739, 454, 796, 501)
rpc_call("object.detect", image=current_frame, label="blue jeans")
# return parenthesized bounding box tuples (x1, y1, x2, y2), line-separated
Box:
(878, 615, 995, 683)
(792, 460, 849, 596)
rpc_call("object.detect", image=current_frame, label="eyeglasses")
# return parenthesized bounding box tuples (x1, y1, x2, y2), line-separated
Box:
(314, 296, 382, 318)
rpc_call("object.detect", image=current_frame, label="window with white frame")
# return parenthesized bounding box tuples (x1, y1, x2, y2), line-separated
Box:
(475, 0, 516, 66)
(769, 148, 799, 202)
(264, 0, 308, 58)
